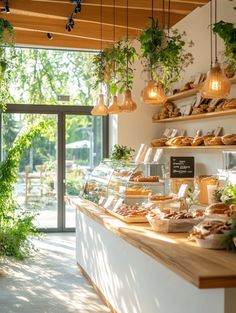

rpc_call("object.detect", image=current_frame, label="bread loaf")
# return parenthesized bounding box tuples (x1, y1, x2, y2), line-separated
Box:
(222, 134, 236, 145)
(205, 203, 230, 215)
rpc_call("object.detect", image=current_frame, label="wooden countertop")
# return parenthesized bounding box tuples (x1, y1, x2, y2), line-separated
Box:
(69, 197, 236, 289)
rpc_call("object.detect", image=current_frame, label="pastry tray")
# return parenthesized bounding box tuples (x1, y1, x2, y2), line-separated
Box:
(106, 208, 148, 223)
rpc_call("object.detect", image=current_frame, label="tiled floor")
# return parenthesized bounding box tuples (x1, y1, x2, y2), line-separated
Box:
(0, 234, 111, 313)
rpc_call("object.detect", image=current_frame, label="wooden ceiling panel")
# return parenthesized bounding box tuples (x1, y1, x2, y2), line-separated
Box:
(1, 0, 209, 50)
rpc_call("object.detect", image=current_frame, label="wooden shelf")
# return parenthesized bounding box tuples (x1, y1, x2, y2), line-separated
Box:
(153, 108, 236, 123)
(166, 77, 236, 102)
(161, 145, 236, 150)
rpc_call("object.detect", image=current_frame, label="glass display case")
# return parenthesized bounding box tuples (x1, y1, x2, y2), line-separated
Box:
(82, 159, 166, 206)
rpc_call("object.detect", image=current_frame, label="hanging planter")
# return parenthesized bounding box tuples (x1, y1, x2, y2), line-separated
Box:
(0, 18, 14, 112)
(93, 40, 137, 98)
(138, 18, 194, 92)
(213, 20, 236, 76)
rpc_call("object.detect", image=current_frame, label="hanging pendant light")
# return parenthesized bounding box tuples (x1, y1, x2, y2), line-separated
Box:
(201, 0, 231, 99)
(120, 0, 137, 113)
(141, 0, 167, 105)
(91, 0, 108, 116)
(108, 0, 121, 115)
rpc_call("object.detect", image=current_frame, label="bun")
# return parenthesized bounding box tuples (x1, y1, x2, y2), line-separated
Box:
(151, 138, 167, 147)
(222, 134, 236, 145)
(192, 136, 204, 146)
(205, 203, 230, 215)
(204, 136, 223, 146)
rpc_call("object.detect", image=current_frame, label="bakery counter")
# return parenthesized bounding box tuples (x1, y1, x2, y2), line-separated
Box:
(70, 196, 236, 313)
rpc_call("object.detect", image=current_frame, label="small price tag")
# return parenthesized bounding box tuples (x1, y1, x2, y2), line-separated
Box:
(113, 198, 124, 211)
(177, 184, 188, 198)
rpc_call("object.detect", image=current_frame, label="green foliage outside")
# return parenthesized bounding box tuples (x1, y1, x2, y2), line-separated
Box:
(0, 119, 53, 259)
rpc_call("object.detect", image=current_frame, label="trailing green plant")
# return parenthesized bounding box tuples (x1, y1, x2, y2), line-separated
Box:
(110, 144, 135, 162)
(213, 20, 236, 73)
(92, 40, 138, 97)
(0, 18, 14, 112)
(218, 185, 236, 204)
(138, 18, 194, 91)
(0, 119, 53, 259)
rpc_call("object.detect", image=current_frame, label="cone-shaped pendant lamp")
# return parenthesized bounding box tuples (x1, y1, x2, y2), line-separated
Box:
(120, 0, 137, 113)
(141, 80, 167, 105)
(141, 0, 167, 105)
(91, 0, 108, 116)
(91, 94, 108, 116)
(201, 0, 231, 99)
(109, 95, 121, 114)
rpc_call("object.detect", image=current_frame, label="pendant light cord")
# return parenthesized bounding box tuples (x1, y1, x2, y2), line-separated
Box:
(162, 0, 165, 29)
(113, 0, 116, 79)
(214, 0, 218, 63)
(100, 0, 103, 93)
(168, 0, 171, 36)
(150, 0, 154, 79)
(126, 0, 128, 88)
(210, 0, 213, 68)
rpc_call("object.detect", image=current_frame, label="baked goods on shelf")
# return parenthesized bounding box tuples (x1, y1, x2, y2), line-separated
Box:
(204, 136, 223, 146)
(130, 170, 143, 181)
(222, 98, 236, 110)
(133, 176, 159, 183)
(151, 138, 167, 147)
(191, 136, 204, 146)
(205, 203, 230, 215)
(125, 187, 152, 196)
(149, 194, 173, 201)
(166, 136, 193, 146)
(222, 134, 236, 145)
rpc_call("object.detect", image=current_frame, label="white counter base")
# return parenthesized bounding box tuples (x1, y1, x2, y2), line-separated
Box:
(76, 209, 236, 313)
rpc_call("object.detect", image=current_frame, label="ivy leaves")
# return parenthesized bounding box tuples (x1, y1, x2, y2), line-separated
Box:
(92, 40, 138, 98)
(213, 20, 236, 73)
(138, 20, 194, 92)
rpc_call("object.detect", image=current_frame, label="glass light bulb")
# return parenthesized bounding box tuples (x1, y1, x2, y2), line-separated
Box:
(141, 80, 167, 105)
(201, 63, 231, 99)
(108, 95, 121, 114)
(120, 89, 137, 113)
(91, 94, 108, 116)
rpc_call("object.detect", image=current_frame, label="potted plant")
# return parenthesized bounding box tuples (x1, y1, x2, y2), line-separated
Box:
(138, 19, 194, 92)
(213, 20, 236, 77)
(110, 144, 135, 162)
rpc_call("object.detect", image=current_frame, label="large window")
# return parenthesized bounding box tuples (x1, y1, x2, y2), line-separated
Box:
(1, 47, 108, 231)
(7, 47, 98, 106)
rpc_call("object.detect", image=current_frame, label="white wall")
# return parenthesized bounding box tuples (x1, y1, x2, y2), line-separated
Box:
(112, 0, 236, 175)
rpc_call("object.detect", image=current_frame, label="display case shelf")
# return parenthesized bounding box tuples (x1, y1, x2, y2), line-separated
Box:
(153, 108, 236, 123)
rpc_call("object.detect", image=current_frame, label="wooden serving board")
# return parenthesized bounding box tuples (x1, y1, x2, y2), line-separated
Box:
(106, 208, 147, 223)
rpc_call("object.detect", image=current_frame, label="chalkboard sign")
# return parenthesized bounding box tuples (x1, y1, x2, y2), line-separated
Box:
(170, 157, 195, 178)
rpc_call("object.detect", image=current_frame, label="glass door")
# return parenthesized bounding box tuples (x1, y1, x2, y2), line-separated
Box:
(65, 115, 104, 228)
(2, 113, 58, 229)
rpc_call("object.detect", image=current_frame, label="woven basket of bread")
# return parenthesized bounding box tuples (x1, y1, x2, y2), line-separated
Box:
(222, 134, 236, 145)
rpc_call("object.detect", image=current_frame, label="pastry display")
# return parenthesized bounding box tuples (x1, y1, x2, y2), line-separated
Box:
(130, 171, 144, 181)
(113, 204, 149, 217)
(222, 134, 236, 145)
(147, 209, 204, 233)
(134, 176, 159, 183)
(149, 194, 173, 201)
(125, 187, 152, 196)
(166, 136, 193, 146)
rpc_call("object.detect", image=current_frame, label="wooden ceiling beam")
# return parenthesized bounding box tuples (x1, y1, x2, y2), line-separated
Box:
(7, 14, 139, 42)
(14, 29, 105, 50)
